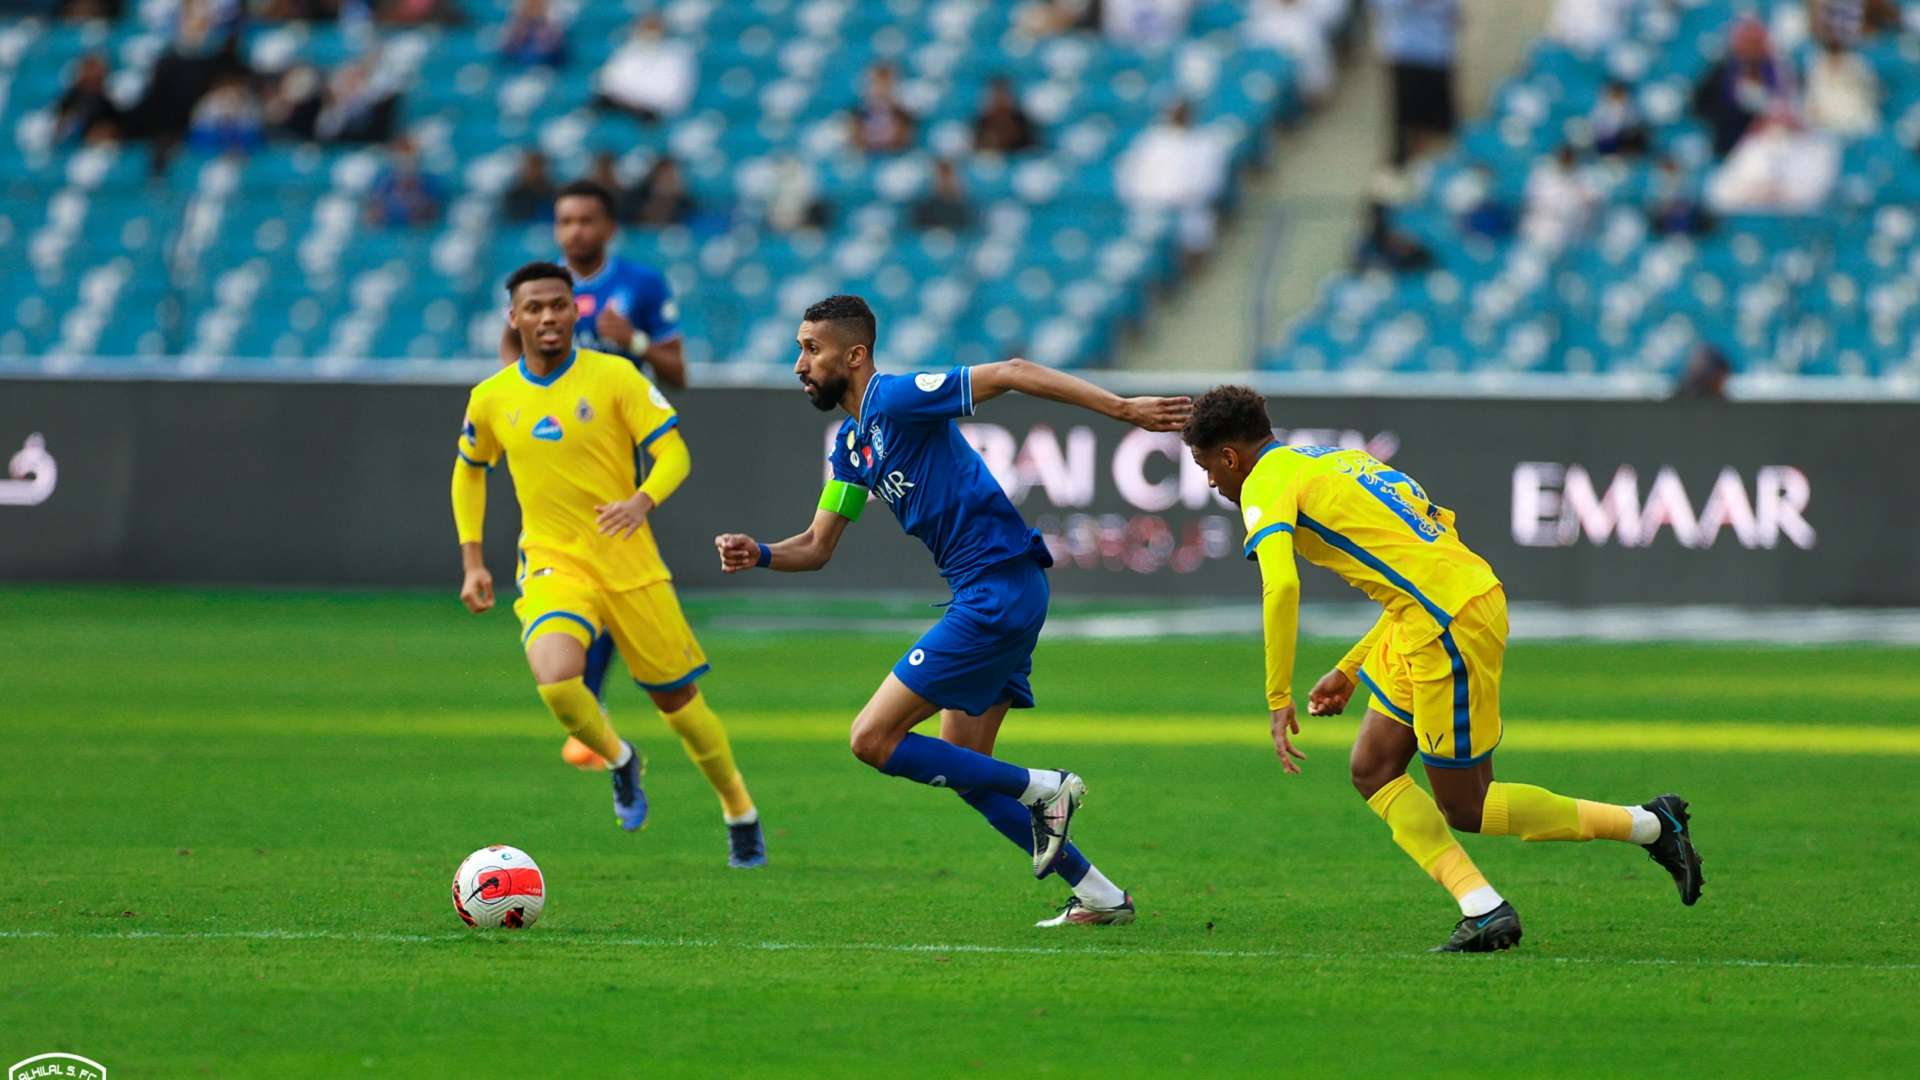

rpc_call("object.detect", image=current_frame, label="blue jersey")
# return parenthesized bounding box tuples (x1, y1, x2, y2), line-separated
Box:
(830, 367, 1050, 587)
(570, 256, 681, 357)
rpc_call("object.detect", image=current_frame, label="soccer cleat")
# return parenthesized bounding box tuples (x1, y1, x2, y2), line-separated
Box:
(727, 819, 768, 869)
(1641, 793, 1704, 906)
(1035, 893, 1136, 928)
(561, 735, 607, 771)
(1027, 770, 1087, 878)
(609, 741, 648, 831)
(1432, 901, 1524, 953)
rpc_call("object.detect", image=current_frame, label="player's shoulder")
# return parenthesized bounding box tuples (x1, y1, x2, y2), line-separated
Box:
(612, 256, 668, 289)
(866, 368, 954, 412)
(468, 362, 524, 403)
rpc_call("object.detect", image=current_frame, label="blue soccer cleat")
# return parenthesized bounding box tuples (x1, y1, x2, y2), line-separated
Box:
(727, 819, 768, 868)
(610, 741, 648, 831)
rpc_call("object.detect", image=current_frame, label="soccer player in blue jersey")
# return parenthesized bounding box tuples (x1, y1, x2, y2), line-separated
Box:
(714, 295, 1191, 926)
(499, 180, 686, 389)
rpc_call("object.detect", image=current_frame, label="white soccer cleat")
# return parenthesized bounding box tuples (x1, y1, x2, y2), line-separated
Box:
(1028, 770, 1086, 878)
(1035, 894, 1136, 928)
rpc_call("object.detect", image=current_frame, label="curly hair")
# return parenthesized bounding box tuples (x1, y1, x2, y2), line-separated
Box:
(802, 294, 877, 348)
(505, 261, 573, 298)
(1182, 385, 1273, 449)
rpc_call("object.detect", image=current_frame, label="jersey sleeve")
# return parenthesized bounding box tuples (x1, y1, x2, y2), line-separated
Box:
(616, 367, 681, 451)
(826, 419, 865, 485)
(630, 268, 682, 344)
(1241, 468, 1299, 561)
(869, 368, 974, 424)
(1256, 525, 1302, 710)
(457, 390, 501, 469)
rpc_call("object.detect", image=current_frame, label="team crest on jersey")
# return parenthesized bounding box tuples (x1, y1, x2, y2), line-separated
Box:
(575, 397, 594, 422)
(868, 423, 887, 461)
(531, 416, 564, 441)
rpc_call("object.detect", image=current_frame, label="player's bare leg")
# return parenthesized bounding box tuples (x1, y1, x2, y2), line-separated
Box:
(1427, 755, 1704, 906)
(527, 633, 646, 830)
(940, 705, 1132, 926)
(849, 674, 1086, 877)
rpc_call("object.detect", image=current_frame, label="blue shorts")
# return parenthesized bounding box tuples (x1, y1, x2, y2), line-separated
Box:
(892, 557, 1049, 716)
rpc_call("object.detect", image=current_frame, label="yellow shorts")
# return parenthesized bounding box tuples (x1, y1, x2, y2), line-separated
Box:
(513, 571, 709, 692)
(1356, 587, 1507, 769)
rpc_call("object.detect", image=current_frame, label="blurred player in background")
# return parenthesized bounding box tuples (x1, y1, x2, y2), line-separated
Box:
(1183, 386, 1703, 952)
(714, 295, 1190, 925)
(458, 261, 765, 867)
(500, 179, 687, 389)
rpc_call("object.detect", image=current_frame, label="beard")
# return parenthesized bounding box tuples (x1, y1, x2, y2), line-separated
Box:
(804, 373, 848, 411)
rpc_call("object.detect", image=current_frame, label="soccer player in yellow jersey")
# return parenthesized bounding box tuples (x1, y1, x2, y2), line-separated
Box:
(452, 262, 765, 868)
(1183, 387, 1703, 951)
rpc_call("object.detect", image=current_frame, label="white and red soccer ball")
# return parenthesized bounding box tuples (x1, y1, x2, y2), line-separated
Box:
(452, 845, 546, 929)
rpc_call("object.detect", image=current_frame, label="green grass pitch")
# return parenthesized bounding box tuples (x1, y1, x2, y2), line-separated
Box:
(4, 586, 1919, 1076)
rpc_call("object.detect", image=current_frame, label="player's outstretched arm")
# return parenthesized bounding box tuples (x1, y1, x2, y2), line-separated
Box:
(968, 358, 1191, 431)
(716, 509, 853, 574)
(1255, 529, 1306, 773)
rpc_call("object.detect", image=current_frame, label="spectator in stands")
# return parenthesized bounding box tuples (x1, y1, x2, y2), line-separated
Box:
(1116, 100, 1230, 266)
(1672, 343, 1732, 400)
(584, 151, 630, 215)
(595, 14, 697, 122)
(1692, 16, 1792, 158)
(912, 159, 975, 232)
(258, 0, 344, 18)
(502, 149, 557, 223)
(1352, 200, 1434, 272)
(365, 137, 447, 228)
(1807, 0, 1900, 46)
(1646, 155, 1710, 237)
(313, 57, 400, 144)
(1248, 0, 1335, 105)
(972, 77, 1038, 155)
(376, 0, 464, 26)
(1455, 164, 1517, 240)
(54, 54, 123, 146)
(263, 63, 323, 140)
(765, 154, 829, 233)
(848, 62, 916, 154)
(1520, 144, 1597, 253)
(1803, 37, 1879, 137)
(500, 0, 567, 68)
(631, 156, 697, 227)
(1549, 0, 1631, 56)
(1706, 107, 1839, 214)
(1371, 0, 1460, 166)
(1589, 81, 1649, 156)
(59, 0, 126, 16)
(1015, 0, 1099, 37)
(185, 75, 265, 156)
(1101, 0, 1193, 50)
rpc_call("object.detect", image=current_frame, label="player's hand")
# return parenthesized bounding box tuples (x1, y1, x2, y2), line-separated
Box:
(1270, 705, 1307, 774)
(1307, 669, 1356, 716)
(1121, 395, 1193, 432)
(596, 305, 637, 351)
(715, 533, 760, 573)
(595, 493, 653, 539)
(460, 567, 495, 614)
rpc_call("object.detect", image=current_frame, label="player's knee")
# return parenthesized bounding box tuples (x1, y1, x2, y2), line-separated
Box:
(1436, 792, 1487, 833)
(1349, 757, 1402, 800)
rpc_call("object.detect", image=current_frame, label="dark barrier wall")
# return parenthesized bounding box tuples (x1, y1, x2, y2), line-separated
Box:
(2, 379, 1915, 605)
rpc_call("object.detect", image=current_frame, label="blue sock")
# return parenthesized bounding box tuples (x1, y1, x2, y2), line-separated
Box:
(956, 788, 1091, 884)
(878, 732, 1031, 797)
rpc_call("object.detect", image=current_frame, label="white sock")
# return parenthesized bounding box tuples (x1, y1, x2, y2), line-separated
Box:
(1626, 805, 1661, 845)
(724, 807, 759, 827)
(1458, 885, 1504, 918)
(1072, 865, 1126, 909)
(610, 741, 633, 768)
(1018, 769, 1061, 805)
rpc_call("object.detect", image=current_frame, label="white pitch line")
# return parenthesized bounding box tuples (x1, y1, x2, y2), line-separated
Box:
(1, 929, 1915, 974)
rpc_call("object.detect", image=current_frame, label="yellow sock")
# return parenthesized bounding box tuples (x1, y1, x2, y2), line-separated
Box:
(537, 678, 624, 762)
(1481, 781, 1636, 842)
(661, 691, 754, 819)
(1366, 774, 1491, 903)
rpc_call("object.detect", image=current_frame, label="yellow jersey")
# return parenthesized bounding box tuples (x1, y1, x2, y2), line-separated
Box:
(1241, 442, 1500, 708)
(457, 349, 680, 592)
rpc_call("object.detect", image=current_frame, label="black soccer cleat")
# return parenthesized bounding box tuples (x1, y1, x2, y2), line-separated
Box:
(1641, 793, 1703, 906)
(727, 819, 768, 869)
(610, 742, 648, 832)
(1432, 901, 1524, 953)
